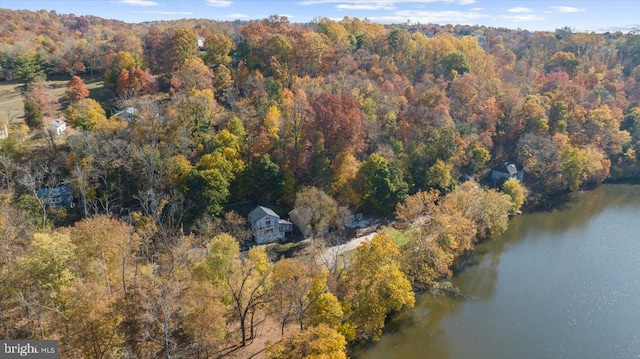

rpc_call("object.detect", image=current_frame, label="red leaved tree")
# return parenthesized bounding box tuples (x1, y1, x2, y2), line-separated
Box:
(309, 92, 365, 160)
(116, 67, 157, 97)
(66, 75, 89, 102)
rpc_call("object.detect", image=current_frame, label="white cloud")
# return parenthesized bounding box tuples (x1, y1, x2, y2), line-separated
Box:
(135, 10, 194, 14)
(370, 9, 488, 24)
(551, 6, 586, 13)
(589, 24, 640, 33)
(120, 0, 158, 6)
(224, 13, 249, 18)
(205, 0, 232, 7)
(495, 14, 545, 22)
(458, 0, 475, 4)
(508, 7, 533, 13)
(337, 3, 395, 10)
(279, 14, 294, 18)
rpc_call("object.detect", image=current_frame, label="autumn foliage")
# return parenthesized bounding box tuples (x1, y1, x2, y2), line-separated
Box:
(1, 8, 640, 358)
(65, 75, 89, 102)
(116, 67, 157, 97)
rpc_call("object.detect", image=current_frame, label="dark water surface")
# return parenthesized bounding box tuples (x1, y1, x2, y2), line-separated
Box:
(356, 184, 640, 359)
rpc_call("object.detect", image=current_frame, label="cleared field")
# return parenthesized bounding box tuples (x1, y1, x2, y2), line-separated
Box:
(0, 82, 24, 124)
(0, 77, 108, 125)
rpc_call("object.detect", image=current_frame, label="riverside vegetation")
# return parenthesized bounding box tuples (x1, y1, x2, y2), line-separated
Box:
(0, 9, 639, 358)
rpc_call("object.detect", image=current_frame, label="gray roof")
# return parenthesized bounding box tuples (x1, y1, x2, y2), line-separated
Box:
(37, 184, 73, 198)
(496, 161, 522, 175)
(248, 206, 280, 223)
(50, 118, 66, 128)
(114, 107, 138, 118)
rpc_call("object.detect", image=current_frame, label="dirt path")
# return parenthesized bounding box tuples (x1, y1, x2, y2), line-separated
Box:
(318, 232, 377, 268)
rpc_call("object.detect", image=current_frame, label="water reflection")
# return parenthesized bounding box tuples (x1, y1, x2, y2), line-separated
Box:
(355, 185, 640, 359)
(355, 294, 454, 359)
(506, 185, 638, 238)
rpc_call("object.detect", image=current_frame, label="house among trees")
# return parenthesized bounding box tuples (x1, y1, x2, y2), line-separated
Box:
(248, 206, 293, 244)
(37, 184, 75, 208)
(344, 212, 365, 228)
(0, 124, 8, 140)
(197, 35, 205, 50)
(48, 118, 67, 136)
(113, 106, 138, 123)
(491, 161, 524, 182)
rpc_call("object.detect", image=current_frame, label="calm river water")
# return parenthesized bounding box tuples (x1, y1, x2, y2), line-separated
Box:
(356, 184, 640, 359)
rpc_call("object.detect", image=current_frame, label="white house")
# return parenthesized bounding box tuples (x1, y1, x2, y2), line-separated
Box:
(0, 124, 8, 140)
(197, 35, 205, 50)
(248, 206, 292, 244)
(48, 119, 67, 135)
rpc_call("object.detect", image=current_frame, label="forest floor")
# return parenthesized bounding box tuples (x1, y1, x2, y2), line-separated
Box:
(218, 316, 299, 359)
(224, 223, 390, 358)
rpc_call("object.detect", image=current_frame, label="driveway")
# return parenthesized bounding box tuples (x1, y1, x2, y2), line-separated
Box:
(318, 231, 377, 268)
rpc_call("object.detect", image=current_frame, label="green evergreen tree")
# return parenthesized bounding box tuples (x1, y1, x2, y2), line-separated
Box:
(355, 154, 408, 214)
(23, 97, 43, 129)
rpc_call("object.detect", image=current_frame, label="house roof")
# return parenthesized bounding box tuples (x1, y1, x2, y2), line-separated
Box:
(50, 118, 66, 128)
(37, 184, 74, 199)
(495, 161, 522, 174)
(114, 107, 138, 118)
(248, 206, 280, 223)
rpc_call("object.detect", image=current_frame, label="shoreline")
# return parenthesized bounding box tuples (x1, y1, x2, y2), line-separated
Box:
(350, 182, 640, 359)
(348, 180, 640, 357)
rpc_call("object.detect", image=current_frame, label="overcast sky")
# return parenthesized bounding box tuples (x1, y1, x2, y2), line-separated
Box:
(2, 0, 639, 32)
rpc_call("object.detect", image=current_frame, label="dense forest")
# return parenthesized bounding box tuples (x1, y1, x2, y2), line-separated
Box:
(0, 8, 639, 358)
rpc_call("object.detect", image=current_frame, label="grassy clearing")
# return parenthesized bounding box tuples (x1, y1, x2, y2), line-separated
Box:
(267, 240, 308, 259)
(379, 226, 412, 248)
(0, 82, 25, 124)
(334, 227, 411, 267)
(0, 77, 108, 125)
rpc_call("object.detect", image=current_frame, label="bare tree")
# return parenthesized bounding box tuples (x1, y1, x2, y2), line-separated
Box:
(316, 233, 348, 281)
(67, 132, 129, 215)
(17, 162, 64, 227)
(0, 192, 33, 338)
(194, 211, 252, 248)
(0, 153, 17, 189)
(139, 276, 186, 359)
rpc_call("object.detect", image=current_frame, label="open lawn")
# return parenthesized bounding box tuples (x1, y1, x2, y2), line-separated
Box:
(0, 77, 109, 125)
(0, 82, 24, 125)
(379, 226, 412, 248)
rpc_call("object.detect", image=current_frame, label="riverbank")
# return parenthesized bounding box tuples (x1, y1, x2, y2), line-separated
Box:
(355, 184, 640, 359)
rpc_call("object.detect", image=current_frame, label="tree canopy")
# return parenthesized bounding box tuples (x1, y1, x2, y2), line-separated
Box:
(1, 9, 639, 357)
